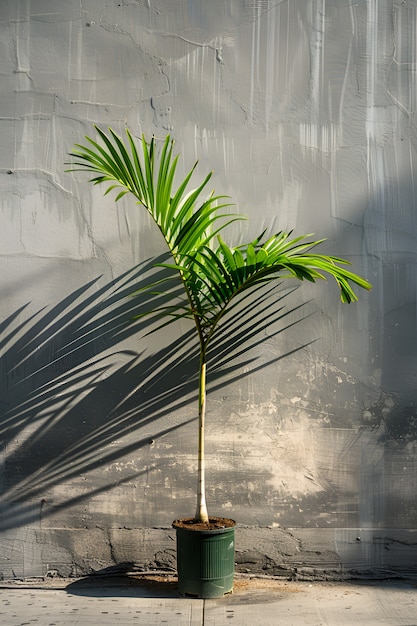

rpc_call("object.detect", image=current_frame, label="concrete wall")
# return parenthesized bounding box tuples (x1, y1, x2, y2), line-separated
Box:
(1, 0, 417, 580)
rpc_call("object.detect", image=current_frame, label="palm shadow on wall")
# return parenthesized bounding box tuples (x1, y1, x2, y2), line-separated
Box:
(0, 256, 314, 530)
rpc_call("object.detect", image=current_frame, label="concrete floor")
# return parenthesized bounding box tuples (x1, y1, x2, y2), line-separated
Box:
(0, 576, 416, 625)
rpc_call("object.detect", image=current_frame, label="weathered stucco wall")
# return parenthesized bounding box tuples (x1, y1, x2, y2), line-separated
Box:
(1, 0, 417, 580)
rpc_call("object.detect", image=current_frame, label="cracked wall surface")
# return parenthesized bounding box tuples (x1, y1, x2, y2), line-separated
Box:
(1, 0, 417, 580)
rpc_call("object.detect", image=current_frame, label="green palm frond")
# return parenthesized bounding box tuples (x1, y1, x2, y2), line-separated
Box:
(67, 127, 241, 258)
(67, 127, 371, 348)
(176, 232, 370, 318)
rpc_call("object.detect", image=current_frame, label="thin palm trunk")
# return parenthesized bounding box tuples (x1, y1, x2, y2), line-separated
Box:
(196, 355, 209, 522)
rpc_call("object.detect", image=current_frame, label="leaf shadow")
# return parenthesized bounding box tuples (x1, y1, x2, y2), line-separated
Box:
(0, 256, 314, 530)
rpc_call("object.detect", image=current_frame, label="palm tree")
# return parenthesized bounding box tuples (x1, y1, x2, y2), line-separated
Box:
(68, 127, 371, 524)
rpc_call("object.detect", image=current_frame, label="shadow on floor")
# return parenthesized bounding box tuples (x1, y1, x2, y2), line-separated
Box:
(65, 565, 307, 604)
(65, 564, 180, 598)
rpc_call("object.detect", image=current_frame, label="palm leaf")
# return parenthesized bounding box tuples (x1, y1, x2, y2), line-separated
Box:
(67, 127, 371, 342)
(67, 127, 241, 259)
(126, 129, 152, 207)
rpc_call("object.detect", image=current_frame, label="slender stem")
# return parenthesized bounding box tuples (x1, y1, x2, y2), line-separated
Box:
(195, 352, 209, 522)
(176, 268, 210, 523)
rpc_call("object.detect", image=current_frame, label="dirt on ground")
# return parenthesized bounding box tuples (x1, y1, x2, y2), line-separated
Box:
(129, 574, 301, 593)
(0, 573, 304, 594)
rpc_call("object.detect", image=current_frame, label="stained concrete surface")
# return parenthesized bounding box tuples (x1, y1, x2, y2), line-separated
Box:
(0, 577, 416, 626)
(1, 0, 417, 581)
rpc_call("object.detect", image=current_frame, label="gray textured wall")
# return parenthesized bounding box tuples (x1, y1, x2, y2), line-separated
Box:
(1, 0, 417, 580)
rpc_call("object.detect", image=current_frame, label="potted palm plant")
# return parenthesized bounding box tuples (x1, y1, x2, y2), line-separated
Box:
(67, 128, 371, 597)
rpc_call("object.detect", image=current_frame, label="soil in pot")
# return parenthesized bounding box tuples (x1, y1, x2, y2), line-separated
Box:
(173, 516, 235, 531)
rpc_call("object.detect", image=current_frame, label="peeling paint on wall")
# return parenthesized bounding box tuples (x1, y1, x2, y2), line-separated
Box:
(1, 0, 417, 580)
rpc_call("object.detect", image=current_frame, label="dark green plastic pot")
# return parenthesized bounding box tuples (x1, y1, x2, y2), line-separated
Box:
(173, 517, 236, 598)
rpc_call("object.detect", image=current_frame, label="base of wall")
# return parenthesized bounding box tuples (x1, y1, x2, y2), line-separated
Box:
(1, 526, 416, 581)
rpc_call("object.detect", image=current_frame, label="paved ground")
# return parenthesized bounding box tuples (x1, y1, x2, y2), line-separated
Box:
(0, 575, 416, 625)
